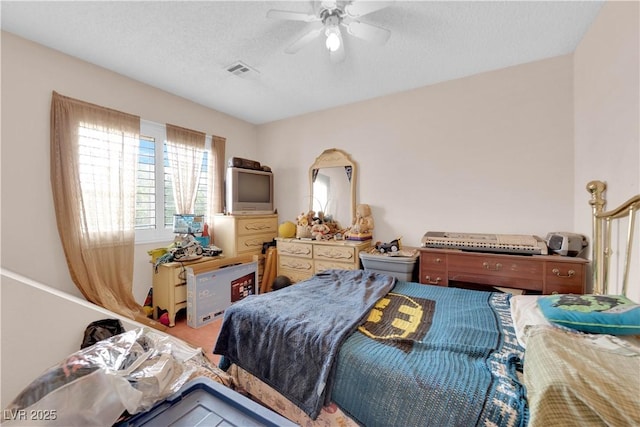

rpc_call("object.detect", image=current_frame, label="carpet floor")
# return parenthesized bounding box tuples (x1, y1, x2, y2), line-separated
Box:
(163, 309, 222, 365)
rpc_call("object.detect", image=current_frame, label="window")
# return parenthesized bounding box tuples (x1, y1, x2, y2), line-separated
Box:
(136, 135, 156, 230)
(77, 122, 138, 234)
(312, 173, 330, 214)
(163, 144, 208, 228)
(136, 120, 210, 243)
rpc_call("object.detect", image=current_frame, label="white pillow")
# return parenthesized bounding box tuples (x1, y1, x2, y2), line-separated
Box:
(510, 295, 551, 348)
(511, 295, 640, 352)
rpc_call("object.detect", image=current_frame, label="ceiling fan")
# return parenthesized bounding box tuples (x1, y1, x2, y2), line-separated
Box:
(267, 0, 393, 62)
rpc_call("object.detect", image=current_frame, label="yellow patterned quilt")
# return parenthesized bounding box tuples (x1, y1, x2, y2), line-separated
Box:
(524, 326, 640, 426)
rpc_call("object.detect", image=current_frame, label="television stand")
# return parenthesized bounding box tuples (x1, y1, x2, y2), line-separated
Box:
(211, 213, 278, 283)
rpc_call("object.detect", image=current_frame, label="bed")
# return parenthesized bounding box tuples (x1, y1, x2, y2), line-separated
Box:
(215, 270, 526, 426)
(518, 181, 640, 426)
(213, 179, 640, 427)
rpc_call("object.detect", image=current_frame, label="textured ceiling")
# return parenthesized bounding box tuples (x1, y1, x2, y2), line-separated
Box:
(1, 1, 604, 124)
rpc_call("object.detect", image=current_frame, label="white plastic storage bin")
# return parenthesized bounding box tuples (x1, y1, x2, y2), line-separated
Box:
(359, 252, 418, 281)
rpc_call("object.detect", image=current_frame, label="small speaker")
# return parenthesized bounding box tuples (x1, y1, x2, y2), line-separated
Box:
(545, 232, 587, 256)
(229, 157, 261, 170)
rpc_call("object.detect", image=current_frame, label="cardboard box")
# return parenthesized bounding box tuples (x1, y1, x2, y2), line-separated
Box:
(186, 261, 257, 328)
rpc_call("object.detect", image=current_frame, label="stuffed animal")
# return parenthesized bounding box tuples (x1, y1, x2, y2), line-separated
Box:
(311, 220, 331, 240)
(345, 204, 374, 240)
(297, 212, 309, 227)
(351, 204, 374, 234)
(296, 211, 315, 238)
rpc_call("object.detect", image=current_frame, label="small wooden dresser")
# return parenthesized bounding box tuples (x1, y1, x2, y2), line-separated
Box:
(212, 214, 278, 256)
(276, 238, 371, 283)
(212, 213, 278, 282)
(419, 248, 587, 295)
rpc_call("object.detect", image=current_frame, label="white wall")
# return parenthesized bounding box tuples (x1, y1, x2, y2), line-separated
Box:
(257, 55, 575, 247)
(0, 269, 145, 409)
(0, 32, 259, 303)
(574, 1, 639, 301)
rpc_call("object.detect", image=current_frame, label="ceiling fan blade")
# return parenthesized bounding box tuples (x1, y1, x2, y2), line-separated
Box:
(344, 20, 391, 45)
(266, 9, 319, 22)
(344, 0, 394, 18)
(321, 0, 338, 10)
(285, 22, 324, 54)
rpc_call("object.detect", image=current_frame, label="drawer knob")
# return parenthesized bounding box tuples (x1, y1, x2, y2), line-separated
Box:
(482, 262, 502, 271)
(425, 275, 441, 285)
(434, 258, 442, 264)
(552, 268, 575, 278)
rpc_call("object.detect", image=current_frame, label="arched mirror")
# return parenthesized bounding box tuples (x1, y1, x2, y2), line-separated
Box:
(309, 149, 356, 229)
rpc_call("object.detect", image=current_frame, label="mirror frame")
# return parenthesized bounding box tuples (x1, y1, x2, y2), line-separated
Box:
(309, 148, 357, 227)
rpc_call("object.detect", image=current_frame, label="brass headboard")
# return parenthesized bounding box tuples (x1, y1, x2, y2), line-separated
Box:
(587, 180, 640, 295)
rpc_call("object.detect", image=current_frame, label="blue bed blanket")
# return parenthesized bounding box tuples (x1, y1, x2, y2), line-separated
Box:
(333, 281, 527, 427)
(213, 269, 395, 419)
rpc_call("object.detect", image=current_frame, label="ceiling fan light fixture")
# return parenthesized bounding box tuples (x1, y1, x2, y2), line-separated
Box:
(268, 1, 392, 59)
(325, 26, 341, 52)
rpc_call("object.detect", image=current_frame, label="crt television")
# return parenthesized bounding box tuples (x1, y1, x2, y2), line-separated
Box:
(225, 167, 274, 215)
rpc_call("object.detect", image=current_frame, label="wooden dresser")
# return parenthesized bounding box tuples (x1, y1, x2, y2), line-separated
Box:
(276, 238, 372, 283)
(212, 213, 278, 282)
(419, 248, 587, 294)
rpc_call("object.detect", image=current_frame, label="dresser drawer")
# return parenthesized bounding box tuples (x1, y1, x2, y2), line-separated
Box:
(237, 217, 278, 236)
(420, 252, 446, 272)
(315, 260, 357, 273)
(278, 267, 313, 284)
(420, 268, 448, 286)
(278, 241, 313, 258)
(544, 262, 585, 294)
(237, 233, 276, 254)
(418, 248, 587, 294)
(448, 254, 542, 279)
(175, 283, 187, 304)
(313, 245, 355, 262)
(170, 266, 188, 285)
(447, 253, 544, 290)
(279, 255, 314, 273)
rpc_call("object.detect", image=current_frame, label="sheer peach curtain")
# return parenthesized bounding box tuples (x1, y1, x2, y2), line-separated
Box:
(50, 92, 143, 318)
(166, 124, 205, 215)
(208, 135, 226, 221)
(166, 125, 225, 224)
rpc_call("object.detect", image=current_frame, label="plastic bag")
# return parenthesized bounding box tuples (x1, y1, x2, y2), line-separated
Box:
(80, 318, 125, 349)
(3, 328, 206, 426)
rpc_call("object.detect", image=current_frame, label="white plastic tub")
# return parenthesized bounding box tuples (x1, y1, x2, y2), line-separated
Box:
(359, 252, 418, 281)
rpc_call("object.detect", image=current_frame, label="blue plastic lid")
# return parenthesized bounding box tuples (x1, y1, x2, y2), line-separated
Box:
(118, 377, 297, 426)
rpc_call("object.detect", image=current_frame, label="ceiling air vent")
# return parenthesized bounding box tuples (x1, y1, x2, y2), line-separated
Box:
(225, 61, 259, 78)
